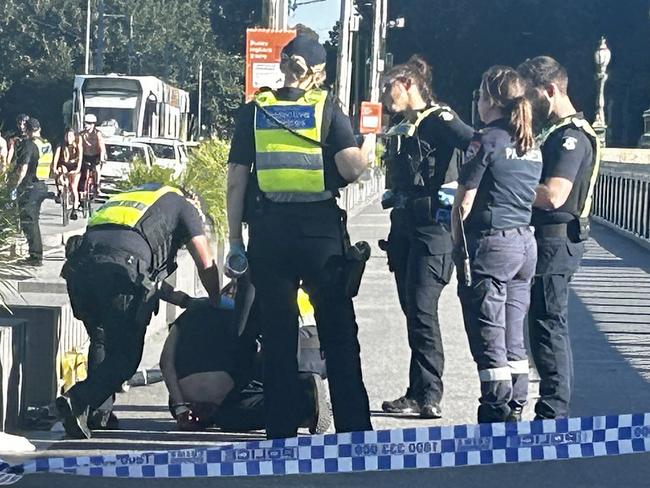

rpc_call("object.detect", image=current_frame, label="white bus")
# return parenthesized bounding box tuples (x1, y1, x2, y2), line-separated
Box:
(70, 74, 191, 141)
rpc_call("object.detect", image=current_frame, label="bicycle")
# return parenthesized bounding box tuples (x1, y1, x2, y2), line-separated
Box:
(78, 165, 98, 219)
(54, 170, 74, 226)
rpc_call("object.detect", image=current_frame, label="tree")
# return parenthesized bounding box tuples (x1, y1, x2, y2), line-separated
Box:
(0, 0, 246, 142)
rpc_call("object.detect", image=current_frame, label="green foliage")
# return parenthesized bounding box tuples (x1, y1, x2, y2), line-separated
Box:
(119, 139, 230, 238)
(117, 160, 176, 189)
(0, 0, 245, 142)
(180, 139, 230, 238)
(0, 172, 22, 308)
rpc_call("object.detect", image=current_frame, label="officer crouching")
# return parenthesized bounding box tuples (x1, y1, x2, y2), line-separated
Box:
(57, 183, 221, 438)
(452, 66, 541, 423)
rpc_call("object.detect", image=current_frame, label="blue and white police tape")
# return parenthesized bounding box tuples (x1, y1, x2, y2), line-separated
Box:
(2, 412, 650, 483)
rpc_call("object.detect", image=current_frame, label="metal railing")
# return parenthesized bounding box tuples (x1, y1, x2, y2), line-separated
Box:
(592, 162, 650, 242)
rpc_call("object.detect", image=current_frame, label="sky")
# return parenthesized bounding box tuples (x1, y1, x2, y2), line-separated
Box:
(289, 0, 341, 41)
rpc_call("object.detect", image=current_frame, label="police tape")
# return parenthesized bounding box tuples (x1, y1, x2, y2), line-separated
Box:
(2, 412, 650, 483)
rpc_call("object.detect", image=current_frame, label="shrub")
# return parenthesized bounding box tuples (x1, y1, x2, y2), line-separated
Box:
(120, 139, 230, 238)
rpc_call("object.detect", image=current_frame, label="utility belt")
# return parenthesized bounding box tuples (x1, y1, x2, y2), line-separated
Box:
(471, 225, 533, 239)
(534, 218, 589, 242)
(62, 235, 160, 324)
(385, 192, 451, 228)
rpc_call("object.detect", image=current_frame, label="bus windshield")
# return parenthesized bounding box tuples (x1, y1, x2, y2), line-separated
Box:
(86, 108, 135, 133)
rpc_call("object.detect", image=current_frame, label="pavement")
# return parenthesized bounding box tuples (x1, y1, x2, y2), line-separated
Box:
(6, 198, 650, 486)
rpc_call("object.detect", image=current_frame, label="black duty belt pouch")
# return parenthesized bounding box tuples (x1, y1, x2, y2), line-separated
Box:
(410, 196, 435, 225)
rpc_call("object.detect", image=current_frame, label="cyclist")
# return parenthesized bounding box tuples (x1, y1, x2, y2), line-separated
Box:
(51, 127, 83, 220)
(79, 114, 106, 198)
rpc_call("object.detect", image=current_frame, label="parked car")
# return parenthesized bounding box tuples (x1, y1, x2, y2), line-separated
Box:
(133, 137, 187, 178)
(102, 139, 156, 193)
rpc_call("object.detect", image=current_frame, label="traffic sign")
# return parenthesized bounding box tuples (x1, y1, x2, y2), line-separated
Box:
(245, 29, 296, 101)
(359, 101, 383, 134)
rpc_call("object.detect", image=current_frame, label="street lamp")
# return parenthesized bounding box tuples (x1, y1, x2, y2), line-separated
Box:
(593, 36, 611, 147)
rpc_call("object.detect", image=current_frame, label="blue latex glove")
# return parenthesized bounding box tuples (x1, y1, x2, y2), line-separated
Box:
(225, 242, 248, 278)
(10, 189, 17, 201)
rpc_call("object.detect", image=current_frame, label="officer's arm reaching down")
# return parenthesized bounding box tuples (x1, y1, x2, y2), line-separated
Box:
(186, 235, 221, 306)
(226, 163, 250, 248)
(534, 177, 573, 210)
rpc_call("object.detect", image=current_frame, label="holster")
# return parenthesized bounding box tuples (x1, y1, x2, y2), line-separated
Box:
(339, 209, 371, 298)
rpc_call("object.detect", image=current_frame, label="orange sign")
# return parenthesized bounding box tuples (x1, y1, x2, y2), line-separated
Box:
(245, 28, 296, 101)
(359, 102, 383, 134)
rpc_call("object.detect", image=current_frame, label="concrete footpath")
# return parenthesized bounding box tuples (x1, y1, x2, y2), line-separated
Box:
(8, 200, 650, 486)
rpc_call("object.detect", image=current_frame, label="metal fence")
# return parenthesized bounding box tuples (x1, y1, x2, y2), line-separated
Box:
(592, 162, 650, 242)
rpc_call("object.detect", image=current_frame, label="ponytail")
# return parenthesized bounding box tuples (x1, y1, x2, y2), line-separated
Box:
(510, 96, 534, 156)
(482, 66, 535, 156)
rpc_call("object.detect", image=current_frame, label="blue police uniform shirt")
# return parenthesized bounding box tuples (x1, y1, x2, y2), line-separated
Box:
(458, 119, 542, 231)
(532, 113, 595, 226)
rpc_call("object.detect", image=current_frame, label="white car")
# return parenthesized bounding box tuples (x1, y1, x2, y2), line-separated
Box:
(102, 140, 156, 192)
(133, 137, 188, 178)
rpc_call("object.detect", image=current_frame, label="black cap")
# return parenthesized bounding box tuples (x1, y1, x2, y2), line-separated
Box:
(16, 113, 29, 124)
(281, 35, 326, 68)
(26, 118, 41, 132)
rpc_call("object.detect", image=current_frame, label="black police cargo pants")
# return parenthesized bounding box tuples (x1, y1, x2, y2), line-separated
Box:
(458, 228, 536, 423)
(66, 262, 154, 414)
(248, 201, 372, 439)
(386, 209, 453, 406)
(529, 236, 584, 419)
(17, 182, 47, 260)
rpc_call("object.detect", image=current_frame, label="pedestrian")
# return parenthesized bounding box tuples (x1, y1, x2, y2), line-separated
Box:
(9, 118, 48, 267)
(51, 127, 83, 219)
(0, 134, 7, 174)
(226, 33, 374, 439)
(58, 183, 221, 439)
(380, 55, 474, 419)
(452, 66, 541, 423)
(517, 56, 601, 420)
(79, 113, 106, 191)
(6, 114, 30, 167)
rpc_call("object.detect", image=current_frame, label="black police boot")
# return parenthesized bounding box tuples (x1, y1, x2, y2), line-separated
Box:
(382, 392, 421, 414)
(299, 373, 332, 434)
(419, 402, 442, 419)
(55, 395, 91, 439)
(19, 256, 43, 267)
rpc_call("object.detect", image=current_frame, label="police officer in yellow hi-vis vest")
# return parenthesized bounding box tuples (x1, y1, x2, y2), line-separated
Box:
(227, 34, 374, 439)
(518, 56, 601, 420)
(57, 183, 221, 438)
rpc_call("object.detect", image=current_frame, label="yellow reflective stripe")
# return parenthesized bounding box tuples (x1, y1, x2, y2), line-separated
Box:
(255, 131, 322, 155)
(406, 105, 442, 137)
(580, 123, 601, 219)
(89, 185, 182, 228)
(257, 168, 325, 193)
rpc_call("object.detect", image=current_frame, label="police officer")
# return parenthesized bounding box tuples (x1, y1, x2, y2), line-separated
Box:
(517, 56, 601, 420)
(57, 183, 221, 439)
(452, 66, 541, 423)
(6, 114, 30, 168)
(226, 34, 374, 439)
(10, 118, 48, 266)
(380, 55, 474, 418)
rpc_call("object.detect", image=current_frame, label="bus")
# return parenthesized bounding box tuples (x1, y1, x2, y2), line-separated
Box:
(70, 74, 191, 141)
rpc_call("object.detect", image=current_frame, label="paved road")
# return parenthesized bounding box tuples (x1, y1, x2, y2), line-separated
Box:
(8, 200, 650, 486)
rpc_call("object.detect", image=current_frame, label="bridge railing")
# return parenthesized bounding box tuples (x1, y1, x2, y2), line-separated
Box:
(592, 160, 650, 244)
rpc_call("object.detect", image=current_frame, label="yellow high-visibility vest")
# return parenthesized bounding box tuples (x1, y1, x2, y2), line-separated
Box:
(540, 116, 601, 219)
(254, 89, 329, 200)
(88, 184, 182, 228)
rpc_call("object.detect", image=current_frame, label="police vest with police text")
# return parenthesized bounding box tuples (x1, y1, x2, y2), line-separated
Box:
(88, 184, 184, 281)
(540, 116, 601, 221)
(253, 89, 331, 203)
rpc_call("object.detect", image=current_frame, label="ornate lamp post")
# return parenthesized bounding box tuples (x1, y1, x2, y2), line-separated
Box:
(593, 37, 611, 147)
